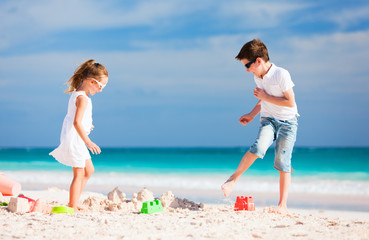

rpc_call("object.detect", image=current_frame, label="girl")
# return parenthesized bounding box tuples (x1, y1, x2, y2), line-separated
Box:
(50, 59, 108, 211)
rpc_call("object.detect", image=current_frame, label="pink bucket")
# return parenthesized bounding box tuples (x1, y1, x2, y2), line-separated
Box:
(0, 173, 22, 196)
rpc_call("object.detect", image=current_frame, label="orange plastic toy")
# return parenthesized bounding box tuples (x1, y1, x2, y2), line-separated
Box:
(0, 173, 21, 196)
(234, 196, 255, 211)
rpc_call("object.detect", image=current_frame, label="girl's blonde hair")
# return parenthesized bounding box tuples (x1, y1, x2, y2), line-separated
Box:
(65, 59, 109, 93)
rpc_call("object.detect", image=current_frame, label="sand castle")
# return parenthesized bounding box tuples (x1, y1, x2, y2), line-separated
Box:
(82, 187, 204, 212)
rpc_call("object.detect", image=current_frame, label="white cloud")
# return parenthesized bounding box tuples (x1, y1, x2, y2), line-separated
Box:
(130, 32, 254, 52)
(285, 2, 369, 31)
(0, 0, 318, 51)
(218, 1, 313, 28)
(1, 27, 369, 95)
(0, 0, 187, 31)
(287, 29, 369, 71)
(1, 0, 369, 98)
(0, 0, 314, 33)
(326, 5, 369, 30)
(0, 38, 248, 97)
(0, 0, 209, 50)
(278, 29, 369, 94)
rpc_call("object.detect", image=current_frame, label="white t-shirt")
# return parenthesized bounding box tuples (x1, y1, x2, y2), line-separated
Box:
(254, 64, 299, 120)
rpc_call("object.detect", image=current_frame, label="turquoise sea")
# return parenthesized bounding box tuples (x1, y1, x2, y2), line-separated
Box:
(1, 147, 368, 179)
(1, 147, 369, 210)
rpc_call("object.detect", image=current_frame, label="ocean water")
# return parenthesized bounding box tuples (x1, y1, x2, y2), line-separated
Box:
(1, 147, 368, 196)
(1, 147, 368, 177)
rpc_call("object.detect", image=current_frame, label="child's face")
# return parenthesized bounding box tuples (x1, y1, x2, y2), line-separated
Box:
(241, 58, 260, 77)
(90, 76, 108, 95)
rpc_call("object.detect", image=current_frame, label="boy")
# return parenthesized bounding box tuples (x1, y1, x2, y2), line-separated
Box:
(221, 39, 299, 214)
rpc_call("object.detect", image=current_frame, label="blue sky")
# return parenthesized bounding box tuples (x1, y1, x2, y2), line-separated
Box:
(1, 0, 369, 147)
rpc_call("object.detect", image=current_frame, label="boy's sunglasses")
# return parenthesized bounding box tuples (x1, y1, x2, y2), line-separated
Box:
(91, 78, 106, 90)
(245, 59, 257, 69)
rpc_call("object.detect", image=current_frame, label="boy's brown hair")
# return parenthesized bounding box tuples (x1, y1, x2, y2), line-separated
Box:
(235, 39, 270, 62)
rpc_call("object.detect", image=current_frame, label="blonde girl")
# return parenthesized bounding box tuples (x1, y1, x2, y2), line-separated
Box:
(50, 59, 108, 211)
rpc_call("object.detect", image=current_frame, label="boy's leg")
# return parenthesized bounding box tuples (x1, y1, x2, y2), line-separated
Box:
(221, 117, 275, 197)
(221, 151, 258, 197)
(273, 171, 290, 214)
(272, 117, 297, 214)
(69, 167, 85, 210)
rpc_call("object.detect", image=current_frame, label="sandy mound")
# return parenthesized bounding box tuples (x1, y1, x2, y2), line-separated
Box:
(82, 187, 204, 212)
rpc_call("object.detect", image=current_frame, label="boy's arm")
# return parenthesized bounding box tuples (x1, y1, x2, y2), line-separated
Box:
(239, 101, 261, 126)
(254, 87, 296, 108)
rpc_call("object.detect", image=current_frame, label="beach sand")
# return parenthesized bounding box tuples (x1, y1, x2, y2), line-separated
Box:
(1, 188, 369, 240)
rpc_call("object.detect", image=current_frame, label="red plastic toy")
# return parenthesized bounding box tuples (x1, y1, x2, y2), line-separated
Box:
(234, 196, 255, 211)
(17, 194, 52, 214)
(18, 194, 36, 212)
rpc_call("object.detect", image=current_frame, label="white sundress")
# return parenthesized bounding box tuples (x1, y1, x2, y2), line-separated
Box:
(50, 91, 93, 168)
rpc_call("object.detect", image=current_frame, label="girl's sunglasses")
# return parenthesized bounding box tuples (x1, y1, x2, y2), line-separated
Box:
(91, 78, 106, 90)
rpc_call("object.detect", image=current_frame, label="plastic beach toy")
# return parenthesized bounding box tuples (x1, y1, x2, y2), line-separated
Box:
(18, 194, 36, 212)
(234, 196, 255, 211)
(140, 200, 163, 214)
(51, 206, 74, 215)
(0, 173, 21, 196)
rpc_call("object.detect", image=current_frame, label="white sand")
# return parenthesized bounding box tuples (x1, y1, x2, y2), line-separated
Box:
(0, 188, 368, 240)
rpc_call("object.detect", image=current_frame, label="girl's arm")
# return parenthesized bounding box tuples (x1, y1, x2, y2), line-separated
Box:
(253, 88, 296, 107)
(74, 95, 101, 155)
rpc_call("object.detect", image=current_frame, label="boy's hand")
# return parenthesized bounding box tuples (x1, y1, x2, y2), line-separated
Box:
(239, 114, 254, 126)
(86, 141, 101, 155)
(254, 88, 268, 100)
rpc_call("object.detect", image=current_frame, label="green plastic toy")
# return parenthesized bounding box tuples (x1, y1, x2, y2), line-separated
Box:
(51, 206, 74, 215)
(140, 200, 163, 214)
(0, 202, 8, 206)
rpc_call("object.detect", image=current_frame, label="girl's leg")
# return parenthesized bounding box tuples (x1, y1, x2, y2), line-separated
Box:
(221, 152, 258, 197)
(79, 159, 95, 196)
(69, 167, 85, 210)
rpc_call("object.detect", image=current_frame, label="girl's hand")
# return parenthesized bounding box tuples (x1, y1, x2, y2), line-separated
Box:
(86, 141, 101, 155)
(90, 125, 94, 131)
(239, 114, 254, 126)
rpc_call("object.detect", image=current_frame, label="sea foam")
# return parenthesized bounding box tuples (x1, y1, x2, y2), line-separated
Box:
(4, 171, 369, 196)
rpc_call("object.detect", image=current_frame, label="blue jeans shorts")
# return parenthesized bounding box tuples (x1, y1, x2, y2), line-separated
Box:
(249, 116, 298, 172)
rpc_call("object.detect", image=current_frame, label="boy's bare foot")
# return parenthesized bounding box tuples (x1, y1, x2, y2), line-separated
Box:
(221, 178, 236, 197)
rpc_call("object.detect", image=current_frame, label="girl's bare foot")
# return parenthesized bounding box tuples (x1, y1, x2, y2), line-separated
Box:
(221, 179, 236, 197)
(77, 205, 87, 211)
(68, 201, 88, 212)
(68, 204, 78, 213)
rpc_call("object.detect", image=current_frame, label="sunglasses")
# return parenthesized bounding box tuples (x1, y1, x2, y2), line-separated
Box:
(245, 59, 257, 69)
(91, 78, 106, 90)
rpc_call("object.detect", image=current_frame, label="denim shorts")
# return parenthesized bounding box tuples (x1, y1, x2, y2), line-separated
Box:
(249, 116, 298, 172)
